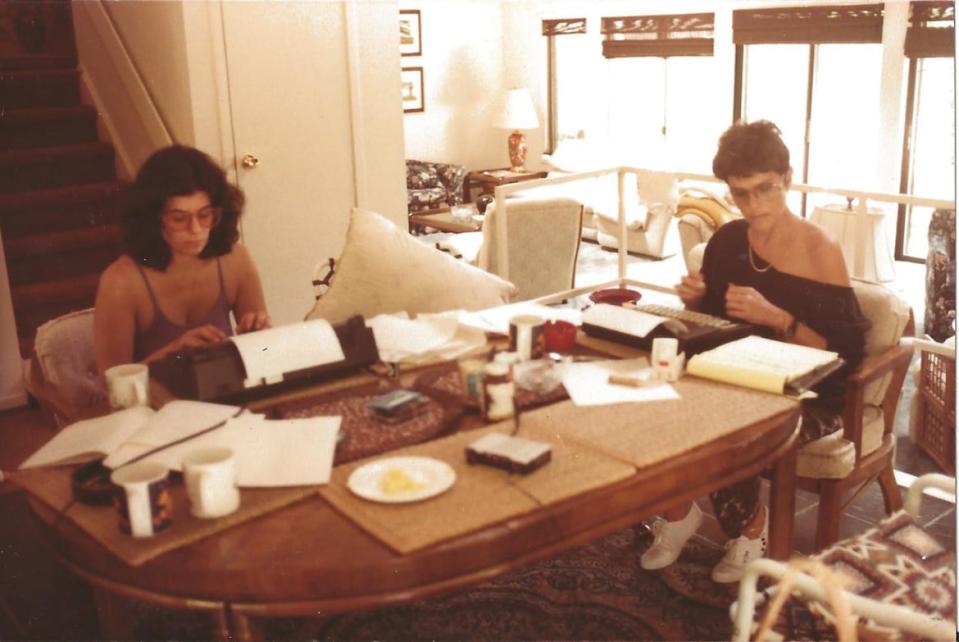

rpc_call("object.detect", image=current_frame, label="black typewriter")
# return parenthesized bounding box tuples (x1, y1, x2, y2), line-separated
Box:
(581, 303, 757, 356)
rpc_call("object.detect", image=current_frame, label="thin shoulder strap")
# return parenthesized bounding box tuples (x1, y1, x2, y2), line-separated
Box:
(134, 262, 161, 307)
(215, 257, 228, 298)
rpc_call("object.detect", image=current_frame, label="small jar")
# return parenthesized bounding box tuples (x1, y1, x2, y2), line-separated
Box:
(481, 361, 514, 422)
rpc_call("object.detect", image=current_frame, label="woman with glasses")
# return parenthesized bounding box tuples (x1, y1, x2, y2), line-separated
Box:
(640, 120, 870, 583)
(94, 145, 270, 373)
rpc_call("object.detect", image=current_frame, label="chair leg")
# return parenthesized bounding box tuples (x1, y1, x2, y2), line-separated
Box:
(815, 482, 843, 550)
(877, 464, 904, 514)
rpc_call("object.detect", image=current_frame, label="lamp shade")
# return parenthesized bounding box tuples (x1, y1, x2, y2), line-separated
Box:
(493, 88, 539, 130)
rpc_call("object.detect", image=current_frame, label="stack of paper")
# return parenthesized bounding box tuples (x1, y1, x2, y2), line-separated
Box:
(366, 313, 487, 364)
(561, 358, 679, 406)
(20, 400, 340, 487)
(455, 301, 582, 335)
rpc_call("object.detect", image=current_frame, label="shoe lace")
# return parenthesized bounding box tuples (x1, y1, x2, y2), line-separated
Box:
(650, 518, 668, 538)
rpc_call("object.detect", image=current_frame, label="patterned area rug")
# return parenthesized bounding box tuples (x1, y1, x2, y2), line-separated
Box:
(266, 525, 736, 641)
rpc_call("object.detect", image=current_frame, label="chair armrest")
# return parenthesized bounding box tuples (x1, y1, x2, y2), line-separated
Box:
(904, 473, 956, 518)
(841, 342, 914, 457)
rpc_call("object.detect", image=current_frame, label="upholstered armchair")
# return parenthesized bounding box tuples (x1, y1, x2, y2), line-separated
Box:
(675, 187, 742, 273)
(406, 159, 467, 214)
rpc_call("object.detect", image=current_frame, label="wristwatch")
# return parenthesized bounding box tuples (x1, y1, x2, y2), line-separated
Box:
(780, 313, 800, 341)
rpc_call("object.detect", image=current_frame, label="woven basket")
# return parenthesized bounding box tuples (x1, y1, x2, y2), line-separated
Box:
(914, 350, 956, 474)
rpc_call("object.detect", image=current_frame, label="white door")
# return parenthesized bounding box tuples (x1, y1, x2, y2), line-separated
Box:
(220, 1, 358, 326)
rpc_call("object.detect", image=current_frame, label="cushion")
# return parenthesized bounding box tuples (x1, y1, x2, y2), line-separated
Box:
(306, 207, 517, 324)
(406, 162, 440, 189)
(541, 138, 606, 173)
(853, 281, 911, 406)
(798, 404, 884, 479)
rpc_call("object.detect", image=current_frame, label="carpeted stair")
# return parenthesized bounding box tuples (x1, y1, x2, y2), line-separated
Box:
(0, 0, 124, 358)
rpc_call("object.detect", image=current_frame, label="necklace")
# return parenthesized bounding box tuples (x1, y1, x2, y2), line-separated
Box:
(748, 244, 773, 273)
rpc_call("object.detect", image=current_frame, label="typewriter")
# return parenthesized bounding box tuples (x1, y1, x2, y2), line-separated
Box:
(581, 303, 757, 356)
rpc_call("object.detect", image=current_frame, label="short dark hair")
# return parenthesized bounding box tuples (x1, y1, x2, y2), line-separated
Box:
(712, 120, 790, 181)
(122, 145, 244, 270)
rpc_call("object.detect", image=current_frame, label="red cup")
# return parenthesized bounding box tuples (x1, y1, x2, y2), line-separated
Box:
(544, 320, 577, 353)
(588, 287, 641, 306)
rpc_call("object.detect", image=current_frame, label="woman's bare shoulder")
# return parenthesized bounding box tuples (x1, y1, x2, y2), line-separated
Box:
(98, 255, 141, 290)
(797, 220, 850, 286)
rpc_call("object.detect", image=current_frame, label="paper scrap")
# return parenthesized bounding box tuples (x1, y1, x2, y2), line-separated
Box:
(582, 303, 666, 338)
(562, 358, 679, 406)
(455, 301, 582, 335)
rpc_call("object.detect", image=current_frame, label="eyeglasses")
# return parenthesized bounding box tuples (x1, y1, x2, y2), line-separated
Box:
(161, 206, 223, 230)
(728, 181, 784, 204)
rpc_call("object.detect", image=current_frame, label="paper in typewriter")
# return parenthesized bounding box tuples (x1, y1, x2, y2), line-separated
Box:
(581, 303, 666, 338)
(686, 335, 840, 395)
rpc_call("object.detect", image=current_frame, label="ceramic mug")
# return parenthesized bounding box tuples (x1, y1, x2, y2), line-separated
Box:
(182, 447, 240, 519)
(509, 315, 546, 361)
(111, 461, 173, 538)
(105, 363, 150, 410)
(650, 338, 681, 382)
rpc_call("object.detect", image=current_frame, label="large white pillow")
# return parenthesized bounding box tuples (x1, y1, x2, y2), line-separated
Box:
(306, 208, 517, 323)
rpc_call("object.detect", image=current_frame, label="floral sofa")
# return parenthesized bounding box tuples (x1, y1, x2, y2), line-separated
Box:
(406, 159, 467, 214)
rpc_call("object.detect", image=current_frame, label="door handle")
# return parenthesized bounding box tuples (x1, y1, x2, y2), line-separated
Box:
(241, 154, 260, 169)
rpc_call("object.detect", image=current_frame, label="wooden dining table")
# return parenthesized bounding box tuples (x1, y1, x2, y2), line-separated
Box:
(19, 341, 801, 642)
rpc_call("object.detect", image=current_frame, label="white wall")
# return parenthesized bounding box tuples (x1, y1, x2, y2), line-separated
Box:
(399, 0, 507, 170)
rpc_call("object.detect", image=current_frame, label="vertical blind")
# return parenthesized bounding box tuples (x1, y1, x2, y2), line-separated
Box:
(601, 13, 714, 58)
(905, 1, 955, 57)
(732, 4, 884, 44)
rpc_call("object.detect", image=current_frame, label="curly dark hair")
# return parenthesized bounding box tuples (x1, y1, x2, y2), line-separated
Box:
(122, 145, 244, 270)
(712, 120, 790, 181)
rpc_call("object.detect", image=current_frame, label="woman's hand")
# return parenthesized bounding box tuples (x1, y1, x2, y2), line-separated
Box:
(725, 285, 787, 328)
(175, 325, 228, 349)
(676, 272, 707, 309)
(236, 311, 271, 334)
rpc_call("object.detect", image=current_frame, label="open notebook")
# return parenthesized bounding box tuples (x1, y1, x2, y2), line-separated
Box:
(685, 335, 845, 396)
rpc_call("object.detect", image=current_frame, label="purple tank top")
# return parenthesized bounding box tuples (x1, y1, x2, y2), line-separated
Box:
(133, 258, 234, 360)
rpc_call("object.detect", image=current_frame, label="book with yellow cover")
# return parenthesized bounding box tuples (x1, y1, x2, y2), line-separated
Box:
(685, 335, 845, 396)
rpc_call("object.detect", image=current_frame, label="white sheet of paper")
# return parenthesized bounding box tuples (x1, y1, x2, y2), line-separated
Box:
(222, 415, 341, 487)
(20, 406, 156, 469)
(562, 358, 679, 406)
(367, 314, 460, 362)
(103, 400, 244, 468)
(455, 301, 582, 335)
(230, 319, 345, 385)
(582, 303, 666, 338)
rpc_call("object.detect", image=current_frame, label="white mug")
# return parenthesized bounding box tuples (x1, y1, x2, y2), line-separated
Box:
(111, 461, 173, 538)
(182, 447, 240, 519)
(105, 363, 149, 410)
(650, 338, 682, 382)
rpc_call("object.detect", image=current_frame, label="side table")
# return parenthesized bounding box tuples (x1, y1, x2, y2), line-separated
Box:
(409, 205, 482, 235)
(463, 168, 548, 202)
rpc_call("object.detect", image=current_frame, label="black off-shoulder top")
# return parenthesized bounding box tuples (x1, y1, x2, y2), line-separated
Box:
(699, 219, 871, 409)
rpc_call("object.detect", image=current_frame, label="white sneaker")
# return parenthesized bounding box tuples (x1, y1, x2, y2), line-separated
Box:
(711, 508, 768, 583)
(640, 503, 703, 570)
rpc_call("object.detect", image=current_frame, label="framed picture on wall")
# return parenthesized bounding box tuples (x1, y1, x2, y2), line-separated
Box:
(399, 10, 422, 56)
(401, 67, 424, 113)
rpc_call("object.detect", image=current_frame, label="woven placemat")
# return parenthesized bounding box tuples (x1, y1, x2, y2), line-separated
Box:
(318, 425, 635, 554)
(516, 377, 798, 469)
(11, 466, 316, 567)
(269, 382, 463, 465)
(412, 361, 568, 412)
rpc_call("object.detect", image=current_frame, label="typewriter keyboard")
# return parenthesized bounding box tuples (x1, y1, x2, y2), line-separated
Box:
(629, 303, 734, 329)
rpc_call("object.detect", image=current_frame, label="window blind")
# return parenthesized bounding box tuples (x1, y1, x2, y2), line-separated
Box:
(732, 4, 884, 44)
(601, 13, 714, 58)
(905, 1, 954, 57)
(542, 18, 587, 36)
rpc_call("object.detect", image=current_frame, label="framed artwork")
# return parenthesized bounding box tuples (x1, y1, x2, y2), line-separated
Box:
(399, 10, 422, 56)
(401, 67, 424, 113)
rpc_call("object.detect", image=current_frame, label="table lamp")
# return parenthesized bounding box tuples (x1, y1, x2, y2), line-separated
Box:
(493, 88, 539, 172)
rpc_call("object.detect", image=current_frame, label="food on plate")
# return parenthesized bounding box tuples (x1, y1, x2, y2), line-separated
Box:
(380, 467, 426, 495)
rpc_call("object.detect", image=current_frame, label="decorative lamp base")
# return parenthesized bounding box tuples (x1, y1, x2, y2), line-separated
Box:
(507, 130, 527, 173)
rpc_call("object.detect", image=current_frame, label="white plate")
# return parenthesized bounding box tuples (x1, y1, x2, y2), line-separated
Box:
(346, 456, 456, 504)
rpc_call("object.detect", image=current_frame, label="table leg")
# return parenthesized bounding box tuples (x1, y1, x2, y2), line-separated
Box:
(767, 439, 797, 560)
(230, 609, 266, 642)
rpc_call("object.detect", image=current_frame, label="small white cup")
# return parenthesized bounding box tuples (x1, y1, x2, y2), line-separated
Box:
(651, 338, 683, 382)
(182, 447, 240, 519)
(105, 363, 149, 410)
(111, 461, 172, 538)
